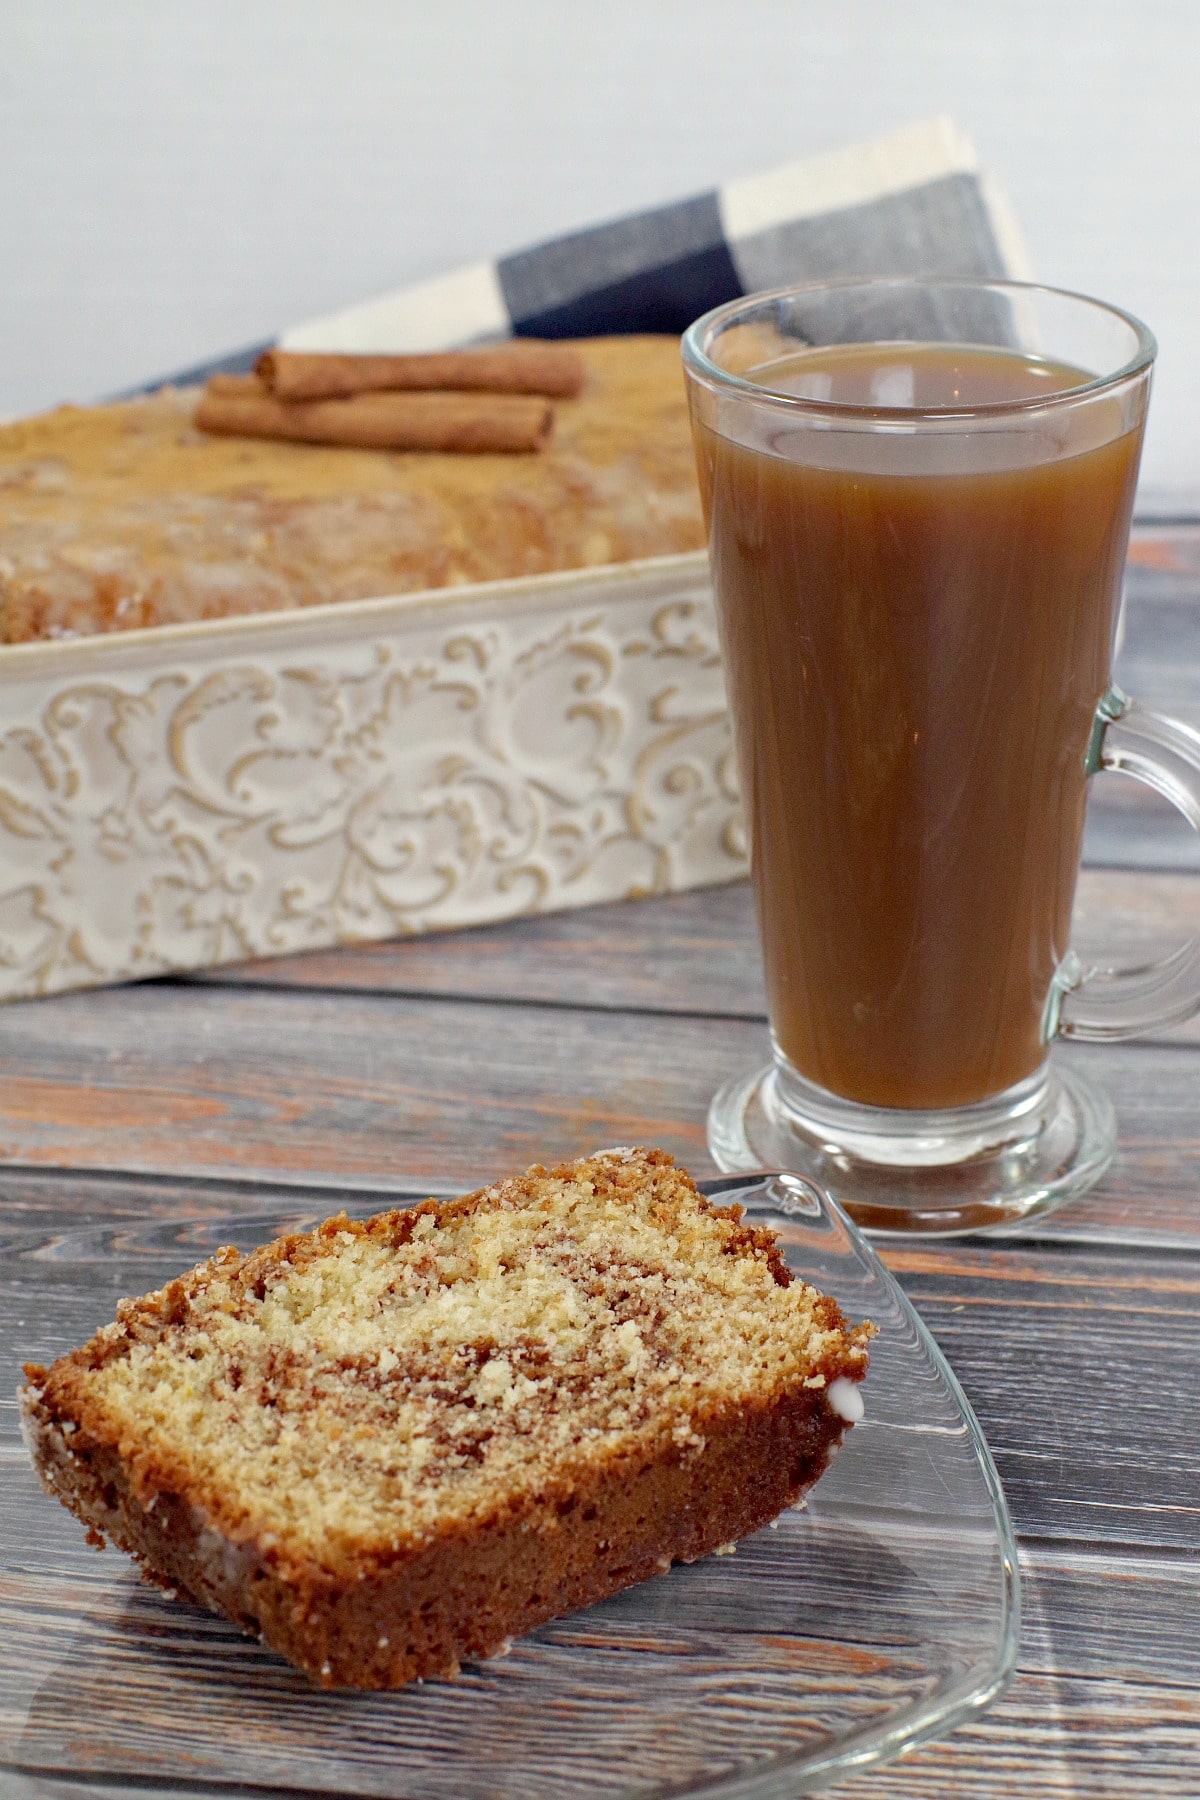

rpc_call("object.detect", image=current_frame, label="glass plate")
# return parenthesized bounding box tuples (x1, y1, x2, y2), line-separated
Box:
(0, 1173, 1019, 1799)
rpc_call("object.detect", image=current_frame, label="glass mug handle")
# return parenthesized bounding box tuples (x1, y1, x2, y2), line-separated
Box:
(1043, 685, 1200, 1040)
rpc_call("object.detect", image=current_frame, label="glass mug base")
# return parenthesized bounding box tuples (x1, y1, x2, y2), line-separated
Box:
(707, 1054, 1116, 1237)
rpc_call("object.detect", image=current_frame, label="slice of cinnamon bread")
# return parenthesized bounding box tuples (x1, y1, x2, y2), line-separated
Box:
(20, 1149, 873, 1690)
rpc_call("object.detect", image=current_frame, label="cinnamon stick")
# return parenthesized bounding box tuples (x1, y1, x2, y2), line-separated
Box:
(255, 342, 586, 402)
(203, 372, 265, 398)
(194, 387, 554, 453)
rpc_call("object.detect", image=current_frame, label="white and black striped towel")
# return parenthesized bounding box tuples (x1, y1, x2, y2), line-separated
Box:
(166, 115, 1028, 386)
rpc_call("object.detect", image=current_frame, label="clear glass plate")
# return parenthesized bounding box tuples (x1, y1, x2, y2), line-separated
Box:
(0, 1173, 1019, 1798)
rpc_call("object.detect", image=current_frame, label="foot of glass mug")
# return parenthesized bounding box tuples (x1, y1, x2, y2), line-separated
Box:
(706, 1057, 1116, 1236)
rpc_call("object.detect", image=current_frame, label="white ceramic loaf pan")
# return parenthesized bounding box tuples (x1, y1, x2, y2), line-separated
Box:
(0, 551, 745, 1001)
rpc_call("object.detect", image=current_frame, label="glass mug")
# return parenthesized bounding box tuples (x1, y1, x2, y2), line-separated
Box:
(682, 279, 1200, 1234)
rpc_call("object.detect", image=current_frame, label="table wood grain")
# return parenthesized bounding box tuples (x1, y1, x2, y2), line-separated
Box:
(2, 523, 1199, 1796)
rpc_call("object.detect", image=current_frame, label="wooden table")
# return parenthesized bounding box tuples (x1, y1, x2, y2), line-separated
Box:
(3, 523, 1199, 1795)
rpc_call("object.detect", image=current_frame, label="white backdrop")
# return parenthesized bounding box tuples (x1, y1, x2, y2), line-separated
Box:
(4, 0, 1197, 504)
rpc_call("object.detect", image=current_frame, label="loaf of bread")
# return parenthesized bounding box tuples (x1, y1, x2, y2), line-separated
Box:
(19, 1148, 873, 1689)
(0, 336, 705, 643)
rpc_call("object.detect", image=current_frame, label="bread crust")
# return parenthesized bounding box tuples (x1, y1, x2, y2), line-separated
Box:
(21, 1377, 847, 1688)
(19, 1150, 872, 1688)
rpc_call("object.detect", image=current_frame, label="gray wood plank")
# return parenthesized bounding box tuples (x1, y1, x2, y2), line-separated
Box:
(3, 1177, 1199, 1577)
(0, 1168, 434, 1244)
(202, 868, 1200, 1049)
(853, 1534, 1200, 1798)
(1124, 526, 1200, 608)
(2, 1547, 1197, 1800)
(1016, 1543, 1200, 1687)
(8, 1240, 1198, 1557)
(5, 1178, 1194, 1556)
(844, 1669, 1199, 1798)
(1084, 534, 1200, 868)
(205, 880, 768, 1016)
(0, 982, 739, 1190)
(1119, 552, 1200, 715)
(1082, 779, 1200, 873)
(881, 1241, 1200, 1552)
(6, 1672, 1198, 1800)
(0, 984, 1196, 1246)
(8, 1172, 1200, 1554)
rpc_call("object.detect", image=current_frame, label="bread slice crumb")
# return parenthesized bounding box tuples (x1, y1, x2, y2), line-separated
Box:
(20, 1148, 873, 1688)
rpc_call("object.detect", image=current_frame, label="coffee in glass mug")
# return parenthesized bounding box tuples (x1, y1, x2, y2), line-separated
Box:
(683, 282, 1200, 1233)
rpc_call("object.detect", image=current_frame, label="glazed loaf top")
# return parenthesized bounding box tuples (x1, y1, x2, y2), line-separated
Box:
(0, 337, 706, 644)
